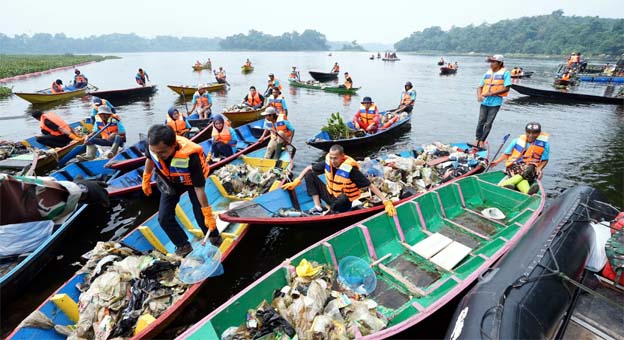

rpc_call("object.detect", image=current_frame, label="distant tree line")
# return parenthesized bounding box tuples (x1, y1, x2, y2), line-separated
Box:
(219, 29, 329, 51)
(395, 10, 624, 55)
(340, 41, 366, 51)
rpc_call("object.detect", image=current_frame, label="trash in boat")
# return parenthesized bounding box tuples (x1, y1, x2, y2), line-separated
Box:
(223, 104, 259, 112)
(221, 259, 387, 340)
(338, 256, 377, 294)
(214, 163, 288, 199)
(482, 207, 506, 220)
(178, 242, 224, 284)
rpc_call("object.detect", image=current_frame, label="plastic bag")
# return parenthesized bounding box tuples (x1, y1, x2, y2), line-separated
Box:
(295, 259, 322, 278)
(338, 256, 377, 294)
(0, 220, 53, 256)
(178, 243, 223, 284)
(586, 221, 612, 272)
(359, 159, 384, 178)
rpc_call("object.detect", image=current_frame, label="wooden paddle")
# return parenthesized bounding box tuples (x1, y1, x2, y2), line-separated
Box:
(485, 133, 511, 172)
(57, 122, 113, 167)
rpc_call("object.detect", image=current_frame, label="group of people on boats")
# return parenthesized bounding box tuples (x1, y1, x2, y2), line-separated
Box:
(385, 52, 398, 59)
(50, 69, 89, 93)
(445, 62, 459, 70)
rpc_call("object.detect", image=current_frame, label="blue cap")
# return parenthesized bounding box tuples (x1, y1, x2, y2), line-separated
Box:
(92, 97, 102, 105)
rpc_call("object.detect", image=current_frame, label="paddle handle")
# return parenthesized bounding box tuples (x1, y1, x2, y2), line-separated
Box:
(485, 133, 511, 172)
(57, 122, 112, 167)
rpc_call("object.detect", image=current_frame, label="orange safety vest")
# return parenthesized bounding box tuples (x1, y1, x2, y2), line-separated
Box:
(265, 114, 292, 139)
(166, 115, 190, 136)
(148, 136, 209, 186)
(95, 114, 121, 139)
(268, 95, 287, 115)
(401, 90, 415, 105)
(332, 65, 340, 73)
(193, 91, 211, 108)
(481, 68, 509, 97)
(506, 133, 549, 168)
(75, 75, 87, 83)
(561, 73, 570, 81)
(51, 82, 64, 93)
(324, 155, 361, 202)
(357, 104, 379, 126)
(247, 92, 262, 107)
(212, 126, 237, 146)
(40, 112, 71, 136)
(217, 70, 225, 78)
(344, 77, 353, 89)
(268, 78, 282, 91)
(289, 71, 298, 79)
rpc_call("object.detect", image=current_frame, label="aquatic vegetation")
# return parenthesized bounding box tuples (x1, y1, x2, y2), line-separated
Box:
(0, 54, 118, 79)
(0, 86, 12, 97)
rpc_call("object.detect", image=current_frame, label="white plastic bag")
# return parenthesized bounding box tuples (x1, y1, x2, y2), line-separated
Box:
(0, 221, 54, 256)
(586, 221, 612, 272)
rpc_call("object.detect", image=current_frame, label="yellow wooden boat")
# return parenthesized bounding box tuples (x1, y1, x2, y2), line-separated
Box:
(222, 106, 267, 127)
(241, 65, 254, 74)
(14, 88, 88, 104)
(167, 83, 226, 96)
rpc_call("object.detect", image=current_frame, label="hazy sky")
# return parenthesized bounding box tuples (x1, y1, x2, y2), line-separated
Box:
(1, 0, 622, 43)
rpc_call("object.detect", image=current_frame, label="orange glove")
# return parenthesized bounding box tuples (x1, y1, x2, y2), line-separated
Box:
(69, 133, 84, 142)
(281, 177, 301, 190)
(201, 206, 217, 231)
(142, 170, 153, 196)
(383, 200, 396, 217)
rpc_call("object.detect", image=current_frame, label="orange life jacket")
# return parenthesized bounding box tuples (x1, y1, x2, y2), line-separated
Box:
(148, 136, 208, 186)
(95, 114, 121, 139)
(356, 104, 379, 127)
(40, 112, 71, 137)
(247, 92, 262, 107)
(51, 82, 64, 93)
(166, 115, 190, 136)
(269, 78, 282, 91)
(332, 65, 340, 73)
(194, 91, 211, 108)
(561, 73, 570, 81)
(344, 77, 353, 89)
(268, 95, 287, 115)
(265, 114, 293, 139)
(506, 133, 549, 168)
(324, 155, 361, 202)
(217, 70, 225, 78)
(75, 74, 87, 83)
(401, 89, 415, 105)
(481, 68, 509, 97)
(289, 71, 298, 79)
(212, 126, 237, 147)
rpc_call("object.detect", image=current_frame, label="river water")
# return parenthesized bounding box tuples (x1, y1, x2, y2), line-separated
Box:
(1, 52, 622, 338)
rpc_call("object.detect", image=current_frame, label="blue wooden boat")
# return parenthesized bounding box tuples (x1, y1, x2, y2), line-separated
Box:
(306, 111, 412, 152)
(220, 143, 488, 226)
(107, 119, 267, 196)
(50, 159, 120, 182)
(578, 75, 624, 83)
(7, 147, 294, 340)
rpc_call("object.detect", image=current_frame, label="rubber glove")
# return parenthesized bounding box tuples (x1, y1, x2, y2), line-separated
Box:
(142, 170, 153, 196)
(383, 200, 396, 217)
(281, 177, 301, 190)
(201, 206, 217, 231)
(69, 133, 84, 142)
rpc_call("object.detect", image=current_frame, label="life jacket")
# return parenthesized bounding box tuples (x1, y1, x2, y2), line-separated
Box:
(269, 78, 282, 91)
(561, 73, 570, 81)
(148, 136, 208, 186)
(344, 77, 353, 89)
(247, 92, 262, 107)
(74, 74, 87, 83)
(166, 115, 190, 136)
(95, 114, 121, 139)
(268, 95, 287, 115)
(40, 112, 71, 137)
(401, 89, 415, 105)
(289, 71, 298, 79)
(356, 104, 378, 126)
(194, 91, 210, 108)
(324, 155, 361, 202)
(332, 65, 340, 73)
(136, 71, 146, 84)
(481, 68, 509, 97)
(505, 133, 549, 168)
(571, 55, 580, 63)
(217, 70, 225, 78)
(51, 82, 64, 93)
(212, 126, 236, 147)
(265, 114, 293, 139)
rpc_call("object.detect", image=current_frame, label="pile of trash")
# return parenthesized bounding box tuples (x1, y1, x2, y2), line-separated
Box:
(359, 143, 485, 202)
(0, 140, 28, 161)
(221, 259, 387, 340)
(223, 104, 259, 113)
(214, 163, 288, 199)
(21, 242, 189, 339)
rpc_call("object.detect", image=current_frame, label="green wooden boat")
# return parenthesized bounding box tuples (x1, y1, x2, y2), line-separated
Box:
(178, 171, 545, 339)
(288, 79, 323, 89)
(323, 86, 361, 94)
(288, 79, 360, 94)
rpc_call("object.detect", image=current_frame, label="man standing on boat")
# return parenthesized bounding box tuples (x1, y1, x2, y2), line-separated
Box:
(489, 122, 549, 195)
(289, 66, 300, 81)
(281, 144, 396, 216)
(135, 68, 149, 86)
(259, 107, 294, 160)
(473, 54, 511, 149)
(241, 86, 265, 109)
(188, 84, 213, 119)
(142, 125, 222, 256)
(31, 110, 84, 148)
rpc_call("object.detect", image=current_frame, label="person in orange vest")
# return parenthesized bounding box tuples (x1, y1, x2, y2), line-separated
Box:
(91, 97, 116, 119)
(331, 62, 340, 73)
(142, 124, 222, 256)
(244, 59, 252, 67)
(353, 96, 380, 133)
(473, 54, 511, 149)
(194, 60, 203, 68)
(489, 122, 549, 195)
(392, 81, 416, 114)
(265, 73, 282, 96)
(31, 110, 83, 148)
(188, 84, 213, 119)
(267, 87, 289, 116)
(73, 69, 88, 89)
(338, 72, 353, 89)
(165, 107, 191, 137)
(259, 107, 295, 160)
(51, 79, 64, 93)
(214, 67, 229, 86)
(289, 66, 300, 81)
(208, 115, 238, 162)
(560, 71, 571, 82)
(135, 68, 149, 86)
(281, 144, 396, 216)
(78, 105, 126, 160)
(241, 86, 265, 109)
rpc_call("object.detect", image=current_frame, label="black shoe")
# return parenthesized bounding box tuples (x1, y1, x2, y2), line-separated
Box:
(175, 243, 193, 257)
(527, 183, 540, 195)
(503, 184, 516, 190)
(306, 206, 327, 216)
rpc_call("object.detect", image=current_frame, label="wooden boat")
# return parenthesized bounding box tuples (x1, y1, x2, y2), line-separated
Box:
(219, 142, 488, 226)
(7, 149, 294, 340)
(14, 87, 87, 104)
(106, 119, 267, 196)
(382, 57, 401, 61)
(288, 79, 323, 89)
(222, 106, 267, 127)
(437, 61, 445, 66)
(167, 83, 225, 96)
(306, 111, 412, 152)
(106, 119, 213, 171)
(309, 71, 338, 82)
(288, 79, 360, 94)
(440, 67, 457, 75)
(0, 119, 93, 175)
(241, 65, 254, 74)
(578, 75, 624, 83)
(89, 85, 157, 101)
(510, 71, 534, 79)
(511, 84, 624, 105)
(0, 163, 120, 302)
(179, 171, 545, 339)
(445, 186, 620, 340)
(323, 86, 361, 94)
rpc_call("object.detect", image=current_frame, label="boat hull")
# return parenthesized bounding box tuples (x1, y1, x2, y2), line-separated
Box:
(89, 85, 157, 101)
(511, 84, 624, 104)
(14, 88, 87, 104)
(309, 71, 338, 82)
(167, 83, 225, 96)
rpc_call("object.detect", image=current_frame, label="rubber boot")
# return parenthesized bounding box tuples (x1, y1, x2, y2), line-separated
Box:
(107, 142, 120, 159)
(517, 179, 531, 194)
(499, 174, 523, 188)
(77, 144, 97, 161)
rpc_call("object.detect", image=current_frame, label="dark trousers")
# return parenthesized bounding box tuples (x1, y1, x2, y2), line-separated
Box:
(396, 104, 413, 113)
(36, 134, 72, 148)
(211, 142, 234, 159)
(158, 185, 208, 248)
(475, 105, 501, 142)
(90, 135, 125, 147)
(304, 172, 351, 213)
